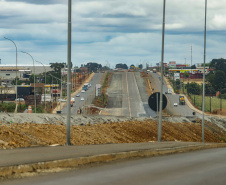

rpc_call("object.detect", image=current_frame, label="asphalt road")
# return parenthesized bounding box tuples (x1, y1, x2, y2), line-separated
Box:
(107, 72, 155, 117)
(3, 148, 226, 185)
(150, 72, 197, 117)
(61, 73, 103, 114)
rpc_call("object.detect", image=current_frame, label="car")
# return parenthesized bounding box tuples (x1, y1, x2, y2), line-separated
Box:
(15, 98, 24, 102)
(58, 98, 66, 102)
(81, 90, 85, 93)
(76, 93, 80, 97)
(174, 103, 178, 107)
(81, 97, 85, 101)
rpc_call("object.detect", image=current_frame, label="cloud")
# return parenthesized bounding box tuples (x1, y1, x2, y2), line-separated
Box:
(1, 0, 226, 68)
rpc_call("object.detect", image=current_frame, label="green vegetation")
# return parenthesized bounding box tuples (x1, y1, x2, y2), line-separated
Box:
(189, 94, 226, 113)
(93, 72, 111, 108)
(102, 72, 110, 89)
(0, 102, 46, 113)
(115, 63, 128, 69)
(0, 103, 16, 112)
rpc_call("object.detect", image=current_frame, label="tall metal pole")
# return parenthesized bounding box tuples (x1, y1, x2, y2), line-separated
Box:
(66, 0, 72, 145)
(4, 37, 18, 113)
(36, 61, 46, 112)
(202, 0, 207, 143)
(158, 0, 166, 142)
(191, 45, 193, 77)
(21, 51, 36, 113)
(60, 74, 62, 111)
(52, 76, 53, 113)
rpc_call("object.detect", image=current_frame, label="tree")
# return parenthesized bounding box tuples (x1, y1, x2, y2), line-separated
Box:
(138, 64, 143, 69)
(186, 82, 201, 95)
(184, 71, 189, 79)
(102, 66, 110, 71)
(205, 84, 216, 95)
(115, 63, 128, 69)
(191, 64, 196, 69)
(213, 70, 226, 91)
(85, 62, 102, 72)
(201, 63, 210, 67)
(50, 62, 65, 72)
(11, 77, 23, 85)
(209, 58, 226, 74)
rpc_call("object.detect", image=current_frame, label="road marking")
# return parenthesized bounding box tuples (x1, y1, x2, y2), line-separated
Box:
(126, 72, 132, 117)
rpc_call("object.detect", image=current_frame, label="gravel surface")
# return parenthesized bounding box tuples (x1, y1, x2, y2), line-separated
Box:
(0, 113, 151, 125)
(0, 113, 226, 131)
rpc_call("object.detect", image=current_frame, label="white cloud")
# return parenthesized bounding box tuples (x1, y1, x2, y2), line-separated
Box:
(1, 0, 226, 68)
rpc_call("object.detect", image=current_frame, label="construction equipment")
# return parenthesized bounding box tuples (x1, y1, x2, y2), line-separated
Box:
(179, 95, 185, 105)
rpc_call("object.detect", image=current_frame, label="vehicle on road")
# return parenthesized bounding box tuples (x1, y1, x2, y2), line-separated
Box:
(83, 83, 89, 91)
(70, 100, 73, 107)
(153, 68, 156, 73)
(174, 103, 178, 107)
(81, 97, 84, 101)
(179, 96, 185, 105)
(71, 98, 75, 103)
(76, 93, 80, 97)
(15, 98, 24, 102)
(168, 88, 172, 94)
(81, 90, 85, 93)
(58, 98, 66, 102)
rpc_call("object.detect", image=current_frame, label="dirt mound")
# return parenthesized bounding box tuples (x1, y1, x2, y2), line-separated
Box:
(0, 120, 225, 149)
(212, 109, 226, 115)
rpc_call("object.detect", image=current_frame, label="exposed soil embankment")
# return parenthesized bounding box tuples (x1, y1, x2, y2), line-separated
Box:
(0, 118, 225, 149)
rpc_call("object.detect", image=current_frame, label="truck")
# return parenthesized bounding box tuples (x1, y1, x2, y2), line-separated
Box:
(168, 88, 172, 94)
(83, 83, 89, 91)
(179, 95, 185, 105)
(153, 68, 156, 73)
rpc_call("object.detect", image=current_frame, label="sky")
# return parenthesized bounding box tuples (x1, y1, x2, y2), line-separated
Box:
(1, 0, 226, 68)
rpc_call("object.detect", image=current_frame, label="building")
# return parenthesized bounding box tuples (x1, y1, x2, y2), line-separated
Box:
(0, 64, 52, 81)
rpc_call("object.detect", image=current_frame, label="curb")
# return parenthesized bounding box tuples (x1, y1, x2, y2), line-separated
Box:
(1, 143, 226, 179)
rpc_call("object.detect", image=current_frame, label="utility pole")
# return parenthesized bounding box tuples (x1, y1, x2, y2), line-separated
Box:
(66, 0, 72, 145)
(191, 45, 193, 75)
(202, 0, 207, 143)
(158, 0, 166, 142)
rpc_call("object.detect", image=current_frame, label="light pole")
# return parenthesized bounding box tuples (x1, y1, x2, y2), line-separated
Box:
(66, 0, 72, 145)
(21, 51, 36, 113)
(52, 76, 53, 112)
(158, 0, 166, 142)
(202, 0, 207, 143)
(48, 73, 64, 112)
(4, 37, 18, 113)
(36, 61, 46, 112)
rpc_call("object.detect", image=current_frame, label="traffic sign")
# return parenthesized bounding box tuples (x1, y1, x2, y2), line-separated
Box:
(148, 92, 167, 112)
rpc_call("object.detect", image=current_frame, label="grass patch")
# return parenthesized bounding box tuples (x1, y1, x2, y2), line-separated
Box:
(93, 72, 112, 108)
(189, 94, 226, 113)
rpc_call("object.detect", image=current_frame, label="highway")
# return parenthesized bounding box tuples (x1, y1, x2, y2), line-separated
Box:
(107, 72, 156, 117)
(61, 73, 103, 115)
(3, 148, 226, 185)
(149, 72, 197, 117)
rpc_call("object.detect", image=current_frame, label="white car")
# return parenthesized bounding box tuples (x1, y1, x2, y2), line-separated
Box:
(58, 98, 66, 102)
(81, 97, 85, 101)
(15, 98, 24, 102)
(76, 93, 80, 97)
(81, 90, 85, 93)
(174, 103, 178, 107)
